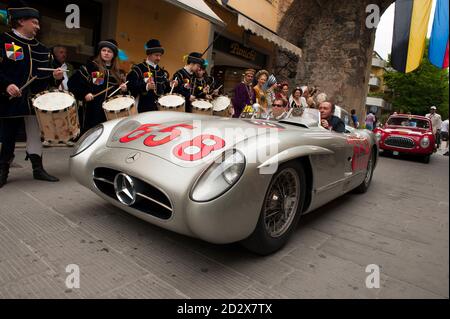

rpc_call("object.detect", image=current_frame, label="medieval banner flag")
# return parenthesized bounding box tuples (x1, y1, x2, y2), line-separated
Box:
(429, 0, 449, 69)
(391, 0, 433, 73)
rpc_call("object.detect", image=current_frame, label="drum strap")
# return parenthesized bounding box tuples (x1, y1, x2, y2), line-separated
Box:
(79, 66, 90, 82)
(145, 63, 161, 96)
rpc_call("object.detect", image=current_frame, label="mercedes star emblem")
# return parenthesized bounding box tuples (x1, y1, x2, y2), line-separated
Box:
(114, 173, 137, 206)
(126, 152, 141, 164)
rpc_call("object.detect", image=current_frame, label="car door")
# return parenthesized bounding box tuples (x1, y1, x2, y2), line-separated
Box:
(342, 126, 371, 192)
(307, 128, 352, 209)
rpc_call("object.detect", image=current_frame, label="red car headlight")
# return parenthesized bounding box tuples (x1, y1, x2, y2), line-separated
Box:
(420, 137, 430, 148)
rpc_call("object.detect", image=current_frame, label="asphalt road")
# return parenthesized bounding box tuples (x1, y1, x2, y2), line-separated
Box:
(0, 147, 448, 298)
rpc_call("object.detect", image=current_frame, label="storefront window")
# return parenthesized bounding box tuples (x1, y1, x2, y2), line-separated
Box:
(0, 0, 102, 67)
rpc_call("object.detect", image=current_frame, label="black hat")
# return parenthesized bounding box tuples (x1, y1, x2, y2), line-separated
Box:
(187, 52, 204, 65)
(97, 39, 119, 57)
(145, 39, 164, 55)
(7, 0, 40, 21)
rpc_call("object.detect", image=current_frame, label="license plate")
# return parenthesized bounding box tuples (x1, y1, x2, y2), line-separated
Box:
(393, 151, 399, 156)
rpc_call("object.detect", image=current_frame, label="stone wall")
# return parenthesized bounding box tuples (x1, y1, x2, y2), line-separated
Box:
(275, 0, 393, 123)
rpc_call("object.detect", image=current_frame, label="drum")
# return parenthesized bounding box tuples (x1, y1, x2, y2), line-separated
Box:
(32, 90, 80, 143)
(102, 95, 137, 121)
(157, 93, 185, 112)
(192, 99, 213, 116)
(212, 96, 232, 117)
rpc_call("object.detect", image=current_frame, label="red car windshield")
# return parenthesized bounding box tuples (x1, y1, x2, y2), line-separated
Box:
(387, 117, 430, 129)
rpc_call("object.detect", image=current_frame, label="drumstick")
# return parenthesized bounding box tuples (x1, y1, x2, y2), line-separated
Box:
(107, 81, 129, 98)
(9, 76, 37, 100)
(37, 68, 70, 73)
(214, 85, 223, 93)
(170, 75, 182, 95)
(169, 81, 176, 95)
(92, 86, 115, 98)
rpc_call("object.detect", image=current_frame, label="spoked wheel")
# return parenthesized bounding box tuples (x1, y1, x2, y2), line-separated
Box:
(242, 161, 306, 255)
(263, 168, 300, 238)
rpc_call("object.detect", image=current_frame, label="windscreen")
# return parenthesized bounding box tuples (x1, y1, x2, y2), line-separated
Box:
(387, 117, 430, 129)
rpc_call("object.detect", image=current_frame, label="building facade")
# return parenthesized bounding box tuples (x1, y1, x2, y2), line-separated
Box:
(365, 51, 392, 118)
(1, 0, 301, 98)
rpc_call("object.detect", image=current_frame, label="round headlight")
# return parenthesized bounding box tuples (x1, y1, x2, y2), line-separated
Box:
(420, 137, 430, 148)
(71, 125, 103, 157)
(191, 149, 246, 202)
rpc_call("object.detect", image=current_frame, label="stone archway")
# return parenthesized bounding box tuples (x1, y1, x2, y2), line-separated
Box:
(275, 0, 394, 122)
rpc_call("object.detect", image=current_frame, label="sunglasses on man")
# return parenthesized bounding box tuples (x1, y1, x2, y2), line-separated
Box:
(272, 103, 284, 107)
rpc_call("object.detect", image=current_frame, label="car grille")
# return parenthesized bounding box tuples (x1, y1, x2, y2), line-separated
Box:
(93, 167, 172, 220)
(384, 136, 415, 149)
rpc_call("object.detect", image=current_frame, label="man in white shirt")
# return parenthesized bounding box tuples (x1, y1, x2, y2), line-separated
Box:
(52, 45, 73, 91)
(426, 106, 442, 148)
(441, 118, 449, 156)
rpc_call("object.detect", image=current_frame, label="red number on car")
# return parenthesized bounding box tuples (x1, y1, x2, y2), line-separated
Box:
(119, 124, 159, 143)
(144, 124, 195, 147)
(173, 134, 225, 161)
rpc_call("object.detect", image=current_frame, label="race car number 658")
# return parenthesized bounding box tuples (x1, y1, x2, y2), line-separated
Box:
(119, 123, 225, 161)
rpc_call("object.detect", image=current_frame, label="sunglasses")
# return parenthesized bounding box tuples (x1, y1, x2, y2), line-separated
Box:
(272, 103, 284, 107)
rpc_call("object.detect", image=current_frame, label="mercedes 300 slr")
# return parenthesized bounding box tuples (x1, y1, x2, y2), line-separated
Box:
(69, 110, 378, 255)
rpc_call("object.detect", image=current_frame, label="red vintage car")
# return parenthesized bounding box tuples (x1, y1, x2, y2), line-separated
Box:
(373, 114, 436, 163)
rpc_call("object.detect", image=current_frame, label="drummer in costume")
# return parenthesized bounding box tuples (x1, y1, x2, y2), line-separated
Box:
(68, 39, 127, 132)
(0, 1, 64, 188)
(193, 61, 217, 101)
(172, 52, 204, 113)
(126, 39, 171, 113)
(232, 68, 256, 118)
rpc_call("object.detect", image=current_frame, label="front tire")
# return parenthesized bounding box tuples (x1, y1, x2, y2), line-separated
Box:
(422, 154, 431, 164)
(241, 161, 306, 255)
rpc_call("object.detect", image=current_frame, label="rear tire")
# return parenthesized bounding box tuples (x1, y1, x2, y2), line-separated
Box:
(241, 161, 306, 255)
(354, 149, 375, 194)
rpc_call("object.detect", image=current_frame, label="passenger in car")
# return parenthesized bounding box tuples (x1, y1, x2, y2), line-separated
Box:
(318, 101, 345, 133)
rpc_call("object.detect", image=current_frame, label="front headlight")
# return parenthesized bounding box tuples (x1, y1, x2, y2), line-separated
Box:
(71, 125, 103, 157)
(191, 149, 246, 202)
(420, 137, 430, 148)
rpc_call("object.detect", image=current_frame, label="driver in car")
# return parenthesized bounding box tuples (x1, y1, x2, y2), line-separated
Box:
(318, 101, 345, 133)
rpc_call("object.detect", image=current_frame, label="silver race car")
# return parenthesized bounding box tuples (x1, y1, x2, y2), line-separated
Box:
(69, 108, 378, 255)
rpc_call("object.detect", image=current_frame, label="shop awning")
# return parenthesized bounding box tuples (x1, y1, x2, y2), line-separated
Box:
(164, 0, 226, 27)
(237, 14, 302, 57)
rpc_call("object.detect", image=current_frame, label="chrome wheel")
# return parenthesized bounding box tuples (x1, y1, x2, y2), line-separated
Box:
(263, 168, 300, 238)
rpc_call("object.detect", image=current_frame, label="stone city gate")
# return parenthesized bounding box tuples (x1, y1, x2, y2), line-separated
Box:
(275, 0, 394, 123)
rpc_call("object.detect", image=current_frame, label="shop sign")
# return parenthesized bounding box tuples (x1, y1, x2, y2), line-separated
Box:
(214, 34, 267, 67)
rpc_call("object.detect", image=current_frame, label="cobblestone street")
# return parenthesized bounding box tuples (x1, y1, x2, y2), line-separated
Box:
(0, 147, 448, 298)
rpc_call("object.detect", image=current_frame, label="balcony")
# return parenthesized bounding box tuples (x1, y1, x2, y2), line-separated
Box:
(366, 96, 386, 108)
(372, 57, 387, 68)
(368, 76, 381, 88)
